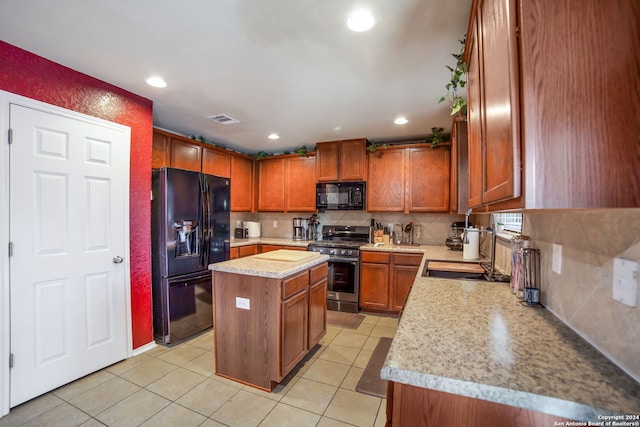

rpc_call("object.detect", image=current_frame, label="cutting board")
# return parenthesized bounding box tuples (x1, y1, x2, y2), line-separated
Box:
(428, 261, 485, 274)
(252, 249, 317, 263)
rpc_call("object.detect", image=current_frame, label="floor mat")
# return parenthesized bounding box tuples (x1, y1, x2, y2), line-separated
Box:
(326, 310, 365, 329)
(355, 337, 392, 398)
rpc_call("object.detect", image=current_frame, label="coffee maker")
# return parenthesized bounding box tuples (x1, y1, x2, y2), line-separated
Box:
(292, 218, 306, 240)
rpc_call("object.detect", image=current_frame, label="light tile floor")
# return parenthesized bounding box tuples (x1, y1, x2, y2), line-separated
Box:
(0, 314, 398, 427)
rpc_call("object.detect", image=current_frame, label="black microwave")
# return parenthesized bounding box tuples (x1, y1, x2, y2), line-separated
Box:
(316, 182, 366, 210)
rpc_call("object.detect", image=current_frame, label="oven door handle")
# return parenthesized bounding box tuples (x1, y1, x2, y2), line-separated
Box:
(328, 257, 359, 264)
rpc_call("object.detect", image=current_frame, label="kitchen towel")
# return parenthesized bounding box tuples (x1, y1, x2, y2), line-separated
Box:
(463, 228, 480, 260)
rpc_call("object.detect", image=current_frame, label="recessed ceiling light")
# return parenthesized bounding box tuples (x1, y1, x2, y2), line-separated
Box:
(145, 76, 167, 88)
(394, 117, 408, 125)
(268, 133, 280, 140)
(347, 11, 375, 32)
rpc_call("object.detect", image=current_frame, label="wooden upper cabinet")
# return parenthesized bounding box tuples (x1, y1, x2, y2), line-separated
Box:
(230, 154, 254, 212)
(152, 131, 170, 169)
(258, 154, 317, 212)
(258, 157, 286, 211)
(316, 141, 340, 181)
(464, 0, 638, 209)
(450, 116, 469, 214)
(202, 147, 230, 178)
(466, 21, 484, 209)
(367, 148, 406, 212)
(286, 156, 317, 212)
(368, 145, 451, 213)
(316, 139, 367, 182)
(339, 139, 367, 181)
(170, 137, 202, 172)
(407, 146, 450, 212)
(479, 0, 520, 205)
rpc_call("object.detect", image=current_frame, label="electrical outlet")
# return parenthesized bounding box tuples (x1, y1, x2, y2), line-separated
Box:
(273, 220, 277, 228)
(236, 220, 241, 228)
(612, 258, 639, 307)
(235, 297, 250, 310)
(552, 243, 562, 275)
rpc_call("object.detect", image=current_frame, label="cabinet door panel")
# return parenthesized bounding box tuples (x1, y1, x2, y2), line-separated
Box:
(258, 158, 286, 211)
(231, 155, 254, 212)
(480, 0, 521, 204)
(340, 139, 366, 181)
(202, 147, 230, 178)
(367, 149, 405, 211)
(392, 265, 419, 312)
(152, 131, 170, 169)
(170, 138, 202, 172)
(468, 20, 484, 208)
(238, 244, 258, 258)
(286, 156, 317, 212)
(308, 278, 327, 348)
(316, 141, 340, 181)
(360, 263, 390, 309)
(281, 290, 308, 377)
(408, 147, 451, 212)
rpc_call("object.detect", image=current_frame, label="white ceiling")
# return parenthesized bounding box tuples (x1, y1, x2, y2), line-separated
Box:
(0, 0, 471, 155)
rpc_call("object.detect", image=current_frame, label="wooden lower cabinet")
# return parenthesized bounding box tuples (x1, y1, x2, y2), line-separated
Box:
(387, 382, 570, 427)
(308, 277, 328, 348)
(281, 288, 308, 376)
(360, 252, 391, 310)
(229, 244, 258, 259)
(213, 262, 327, 391)
(360, 251, 422, 313)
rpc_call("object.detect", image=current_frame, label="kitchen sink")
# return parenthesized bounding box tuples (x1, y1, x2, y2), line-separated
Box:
(421, 260, 510, 282)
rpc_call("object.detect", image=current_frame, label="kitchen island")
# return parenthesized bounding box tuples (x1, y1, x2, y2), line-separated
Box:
(208, 249, 329, 391)
(381, 275, 640, 426)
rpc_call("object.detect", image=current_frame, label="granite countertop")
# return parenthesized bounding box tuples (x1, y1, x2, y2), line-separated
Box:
(381, 277, 640, 421)
(209, 249, 329, 279)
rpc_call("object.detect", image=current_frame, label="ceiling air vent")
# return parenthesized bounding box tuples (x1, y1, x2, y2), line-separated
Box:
(207, 114, 240, 125)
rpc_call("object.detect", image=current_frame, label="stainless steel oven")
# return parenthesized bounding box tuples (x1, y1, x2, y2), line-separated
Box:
(307, 225, 370, 313)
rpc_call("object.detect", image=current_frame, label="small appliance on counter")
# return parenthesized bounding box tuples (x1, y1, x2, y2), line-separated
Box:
(234, 227, 248, 238)
(243, 221, 261, 238)
(446, 221, 469, 251)
(293, 217, 306, 240)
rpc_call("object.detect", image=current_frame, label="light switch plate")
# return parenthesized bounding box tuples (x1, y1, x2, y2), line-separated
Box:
(552, 243, 562, 275)
(612, 258, 639, 307)
(273, 220, 278, 228)
(235, 297, 250, 310)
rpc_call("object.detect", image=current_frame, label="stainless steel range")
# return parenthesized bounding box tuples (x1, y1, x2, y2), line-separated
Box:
(307, 225, 371, 313)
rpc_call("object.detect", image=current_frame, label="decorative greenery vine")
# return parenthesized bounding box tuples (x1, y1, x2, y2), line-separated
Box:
(438, 37, 467, 116)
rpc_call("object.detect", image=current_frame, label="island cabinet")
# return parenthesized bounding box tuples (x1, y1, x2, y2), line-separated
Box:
(316, 138, 367, 182)
(257, 154, 316, 212)
(464, 0, 640, 210)
(367, 145, 451, 213)
(212, 258, 328, 391)
(360, 251, 422, 313)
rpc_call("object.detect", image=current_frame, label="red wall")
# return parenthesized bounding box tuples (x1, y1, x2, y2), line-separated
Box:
(0, 41, 154, 349)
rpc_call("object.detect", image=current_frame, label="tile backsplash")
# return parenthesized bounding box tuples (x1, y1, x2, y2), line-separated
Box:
(231, 211, 465, 244)
(522, 209, 640, 382)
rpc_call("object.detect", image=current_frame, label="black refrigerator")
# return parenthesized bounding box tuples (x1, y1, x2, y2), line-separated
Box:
(151, 167, 230, 344)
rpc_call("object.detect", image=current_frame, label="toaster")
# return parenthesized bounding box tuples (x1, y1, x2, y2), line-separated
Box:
(234, 227, 248, 238)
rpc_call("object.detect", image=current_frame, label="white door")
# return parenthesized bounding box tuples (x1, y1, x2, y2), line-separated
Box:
(8, 102, 131, 407)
